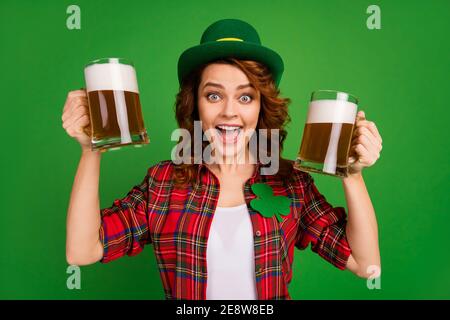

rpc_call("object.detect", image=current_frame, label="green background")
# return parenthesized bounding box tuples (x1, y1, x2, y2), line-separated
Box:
(1, 0, 449, 299)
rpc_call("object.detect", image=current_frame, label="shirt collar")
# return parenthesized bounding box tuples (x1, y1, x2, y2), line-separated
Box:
(196, 159, 263, 184)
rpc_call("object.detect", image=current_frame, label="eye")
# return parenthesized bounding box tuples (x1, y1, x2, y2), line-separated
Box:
(239, 94, 253, 103)
(206, 93, 221, 102)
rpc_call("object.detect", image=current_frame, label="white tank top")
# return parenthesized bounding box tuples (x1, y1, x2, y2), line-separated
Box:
(206, 203, 258, 300)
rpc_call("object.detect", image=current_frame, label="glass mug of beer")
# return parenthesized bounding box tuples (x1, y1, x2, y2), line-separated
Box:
(294, 90, 358, 178)
(84, 58, 149, 151)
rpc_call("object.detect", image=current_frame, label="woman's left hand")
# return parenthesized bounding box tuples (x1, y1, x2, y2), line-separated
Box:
(347, 110, 383, 176)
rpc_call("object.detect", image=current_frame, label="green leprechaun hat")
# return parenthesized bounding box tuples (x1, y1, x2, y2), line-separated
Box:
(177, 19, 284, 87)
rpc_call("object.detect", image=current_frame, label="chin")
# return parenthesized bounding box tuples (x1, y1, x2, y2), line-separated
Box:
(213, 142, 246, 163)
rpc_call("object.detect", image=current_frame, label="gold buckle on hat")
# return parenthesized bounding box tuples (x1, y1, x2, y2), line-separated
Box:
(216, 37, 243, 42)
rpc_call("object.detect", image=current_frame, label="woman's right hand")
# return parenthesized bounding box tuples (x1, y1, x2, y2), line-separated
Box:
(62, 89, 92, 152)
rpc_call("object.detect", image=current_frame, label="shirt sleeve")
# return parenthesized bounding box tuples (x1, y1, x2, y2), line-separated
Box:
(99, 171, 151, 263)
(295, 173, 352, 270)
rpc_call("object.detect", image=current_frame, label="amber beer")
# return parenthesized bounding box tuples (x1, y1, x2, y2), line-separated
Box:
(84, 58, 149, 151)
(294, 90, 358, 177)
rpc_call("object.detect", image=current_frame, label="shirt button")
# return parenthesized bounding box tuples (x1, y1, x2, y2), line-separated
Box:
(255, 230, 261, 237)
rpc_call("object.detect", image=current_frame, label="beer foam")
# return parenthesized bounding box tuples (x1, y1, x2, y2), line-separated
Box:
(306, 99, 357, 124)
(85, 62, 139, 93)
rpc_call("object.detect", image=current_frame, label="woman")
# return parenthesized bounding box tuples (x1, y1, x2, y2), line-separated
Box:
(63, 19, 382, 300)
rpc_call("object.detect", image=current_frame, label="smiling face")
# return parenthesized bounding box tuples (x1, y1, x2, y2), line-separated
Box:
(197, 63, 261, 161)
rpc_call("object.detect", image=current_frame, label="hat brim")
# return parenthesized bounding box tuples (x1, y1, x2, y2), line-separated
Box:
(177, 41, 284, 87)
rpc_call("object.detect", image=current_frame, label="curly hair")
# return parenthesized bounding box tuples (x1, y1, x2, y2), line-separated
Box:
(173, 58, 293, 185)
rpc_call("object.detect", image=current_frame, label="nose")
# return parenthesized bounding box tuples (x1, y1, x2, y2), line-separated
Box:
(220, 99, 238, 118)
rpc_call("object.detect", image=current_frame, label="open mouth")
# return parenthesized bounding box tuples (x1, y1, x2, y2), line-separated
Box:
(214, 124, 243, 144)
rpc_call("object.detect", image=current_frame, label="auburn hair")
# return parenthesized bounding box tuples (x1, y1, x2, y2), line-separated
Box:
(173, 58, 293, 185)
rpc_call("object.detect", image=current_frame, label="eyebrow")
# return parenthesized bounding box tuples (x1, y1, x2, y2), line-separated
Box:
(202, 82, 254, 90)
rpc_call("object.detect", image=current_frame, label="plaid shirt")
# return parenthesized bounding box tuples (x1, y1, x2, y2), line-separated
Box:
(99, 160, 352, 300)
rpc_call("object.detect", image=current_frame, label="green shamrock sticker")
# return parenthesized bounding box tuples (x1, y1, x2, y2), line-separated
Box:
(250, 183, 291, 222)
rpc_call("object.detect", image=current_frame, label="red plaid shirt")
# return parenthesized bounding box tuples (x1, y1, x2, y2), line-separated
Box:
(99, 160, 352, 299)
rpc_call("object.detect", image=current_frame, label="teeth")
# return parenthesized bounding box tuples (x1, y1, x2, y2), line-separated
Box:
(217, 125, 241, 131)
